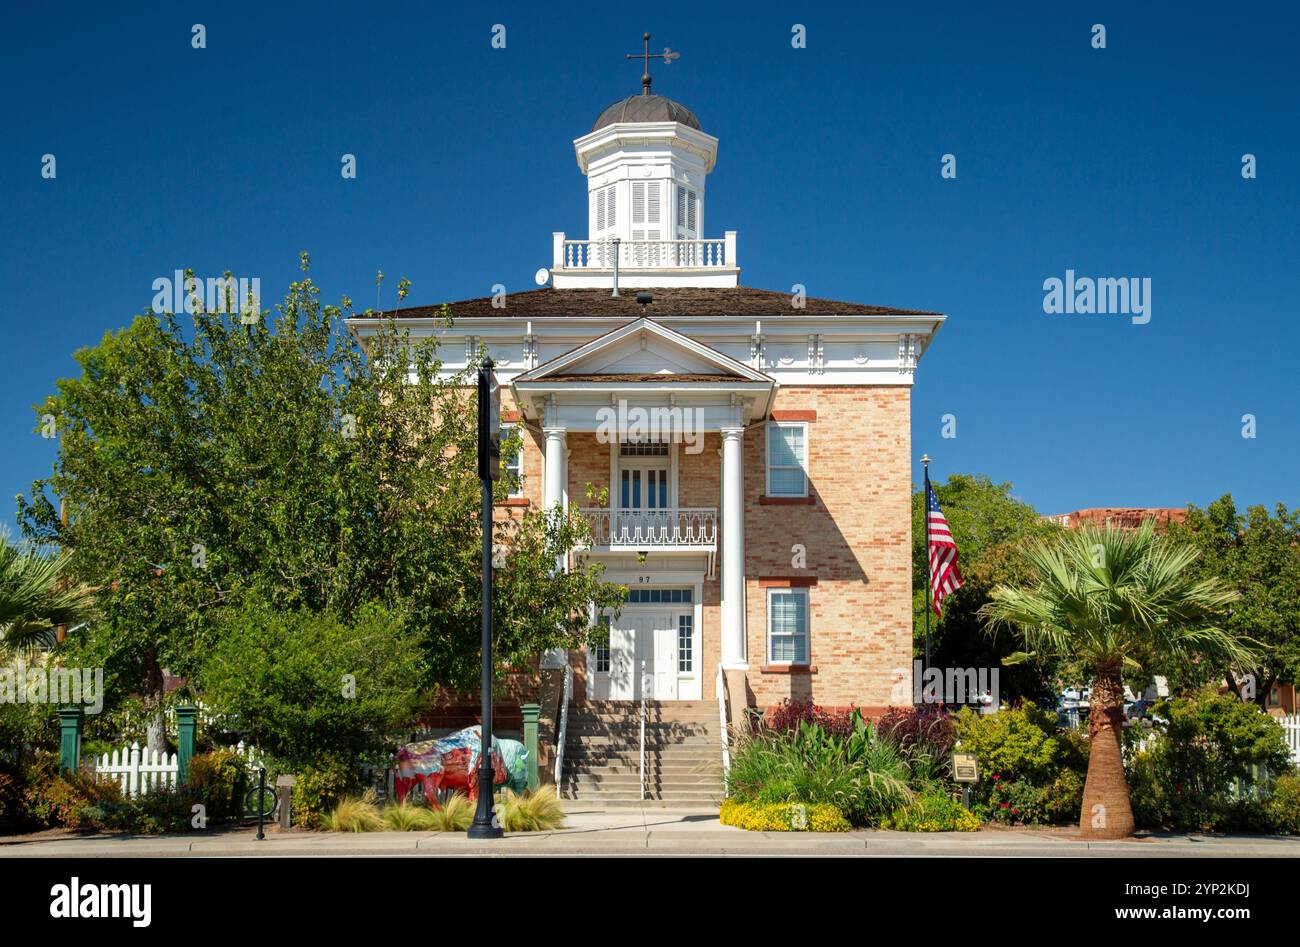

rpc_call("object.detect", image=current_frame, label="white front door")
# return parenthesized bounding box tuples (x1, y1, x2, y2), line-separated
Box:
(603, 612, 677, 700)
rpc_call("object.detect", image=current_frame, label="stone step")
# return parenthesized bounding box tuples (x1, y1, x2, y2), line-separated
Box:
(562, 760, 720, 775)
(559, 785, 722, 801)
(564, 733, 717, 749)
(561, 749, 717, 759)
(563, 775, 721, 790)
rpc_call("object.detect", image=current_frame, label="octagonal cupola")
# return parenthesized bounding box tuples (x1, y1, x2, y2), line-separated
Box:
(550, 34, 736, 290)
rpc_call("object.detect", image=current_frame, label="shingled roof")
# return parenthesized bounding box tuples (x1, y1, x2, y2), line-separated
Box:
(357, 286, 939, 319)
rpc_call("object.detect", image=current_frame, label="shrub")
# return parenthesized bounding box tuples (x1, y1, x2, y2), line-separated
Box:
(1127, 693, 1293, 833)
(495, 786, 564, 832)
(428, 793, 474, 832)
(878, 706, 959, 793)
(19, 752, 122, 830)
(954, 703, 1087, 824)
(877, 706, 958, 756)
(322, 791, 384, 832)
(382, 800, 439, 832)
(292, 756, 360, 829)
(883, 793, 980, 832)
(1268, 773, 1300, 834)
(197, 600, 424, 768)
(728, 711, 912, 826)
(720, 798, 851, 832)
(767, 699, 855, 738)
(184, 750, 249, 824)
(82, 787, 194, 834)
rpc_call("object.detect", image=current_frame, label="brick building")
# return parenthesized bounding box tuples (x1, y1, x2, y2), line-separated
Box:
(349, 83, 946, 801)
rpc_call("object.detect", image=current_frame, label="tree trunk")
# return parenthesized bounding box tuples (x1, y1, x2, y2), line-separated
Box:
(1078, 665, 1135, 839)
(143, 650, 167, 755)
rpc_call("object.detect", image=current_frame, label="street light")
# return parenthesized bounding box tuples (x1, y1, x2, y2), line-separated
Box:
(469, 356, 504, 839)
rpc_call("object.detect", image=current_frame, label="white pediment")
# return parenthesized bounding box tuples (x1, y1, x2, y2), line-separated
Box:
(513, 318, 772, 383)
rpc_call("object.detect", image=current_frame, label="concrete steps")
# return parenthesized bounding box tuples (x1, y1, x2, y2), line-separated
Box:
(559, 700, 725, 805)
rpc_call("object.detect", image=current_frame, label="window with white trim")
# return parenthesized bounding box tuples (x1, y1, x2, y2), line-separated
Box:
(678, 614, 694, 673)
(767, 588, 809, 664)
(592, 615, 610, 673)
(766, 422, 808, 497)
(502, 423, 523, 498)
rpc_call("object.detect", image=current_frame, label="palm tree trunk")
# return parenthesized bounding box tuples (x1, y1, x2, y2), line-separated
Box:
(1079, 665, 1135, 839)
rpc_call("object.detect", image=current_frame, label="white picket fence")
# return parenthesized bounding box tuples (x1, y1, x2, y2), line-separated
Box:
(1283, 715, 1300, 763)
(93, 740, 262, 799)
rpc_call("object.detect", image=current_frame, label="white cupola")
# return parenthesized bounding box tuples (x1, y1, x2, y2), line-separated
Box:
(550, 39, 737, 290)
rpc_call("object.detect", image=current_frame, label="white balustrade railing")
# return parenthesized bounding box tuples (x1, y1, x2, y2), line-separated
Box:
(560, 237, 730, 270)
(580, 507, 717, 548)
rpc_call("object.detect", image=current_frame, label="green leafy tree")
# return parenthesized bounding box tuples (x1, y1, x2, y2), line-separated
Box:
(1167, 495, 1300, 705)
(910, 474, 1059, 702)
(20, 260, 623, 751)
(980, 522, 1255, 838)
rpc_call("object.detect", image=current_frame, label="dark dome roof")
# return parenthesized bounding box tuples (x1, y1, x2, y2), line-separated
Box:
(592, 94, 702, 132)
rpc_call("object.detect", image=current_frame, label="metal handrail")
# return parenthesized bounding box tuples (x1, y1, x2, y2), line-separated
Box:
(553, 663, 572, 788)
(639, 660, 647, 802)
(716, 664, 730, 794)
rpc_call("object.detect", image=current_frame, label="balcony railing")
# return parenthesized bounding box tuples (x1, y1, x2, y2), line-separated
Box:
(552, 233, 736, 271)
(580, 507, 717, 548)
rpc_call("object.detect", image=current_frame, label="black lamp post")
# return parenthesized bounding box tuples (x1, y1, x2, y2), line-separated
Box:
(469, 356, 504, 839)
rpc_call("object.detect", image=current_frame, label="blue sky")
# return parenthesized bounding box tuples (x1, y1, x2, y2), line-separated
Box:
(3, 1, 1297, 537)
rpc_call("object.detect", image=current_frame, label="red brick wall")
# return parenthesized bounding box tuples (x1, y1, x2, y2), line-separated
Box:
(742, 386, 913, 710)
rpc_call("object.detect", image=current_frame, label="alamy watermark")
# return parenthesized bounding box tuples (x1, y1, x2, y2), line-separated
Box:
(595, 400, 705, 454)
(152, 270, 261, 319)
(911, 660, 999, 708)
(1042, 269, 1150, 325)
(1, 659, 104, 713)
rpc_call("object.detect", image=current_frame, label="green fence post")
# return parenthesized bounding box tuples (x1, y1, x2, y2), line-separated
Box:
(176, 705, 198, 786)
(521, 702, 540, 791)
(58, 707, 84, 773)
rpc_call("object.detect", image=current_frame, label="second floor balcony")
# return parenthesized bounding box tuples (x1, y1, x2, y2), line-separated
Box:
(580, 507, 717, 552)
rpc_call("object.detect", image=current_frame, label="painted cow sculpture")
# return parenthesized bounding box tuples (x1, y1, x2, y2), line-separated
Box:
(394, 726, 529, 807)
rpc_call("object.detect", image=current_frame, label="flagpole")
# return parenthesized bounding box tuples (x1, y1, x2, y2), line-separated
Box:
(922, 454, 931, 673)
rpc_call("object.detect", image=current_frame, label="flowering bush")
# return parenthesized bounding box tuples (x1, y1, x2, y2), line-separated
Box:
(882, 793, 980, 832)
(720, 798, 850, 832)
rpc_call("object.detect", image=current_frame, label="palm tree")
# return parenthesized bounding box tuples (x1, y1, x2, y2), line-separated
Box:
(979, 522, 1254, 839)
(0, 533, 96, 657)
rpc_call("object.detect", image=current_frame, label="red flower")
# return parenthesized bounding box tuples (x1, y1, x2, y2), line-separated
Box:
(1012, 809, 1019, 815)
(1000, 802, 1010, 809)
(992, 774, 1000, 781)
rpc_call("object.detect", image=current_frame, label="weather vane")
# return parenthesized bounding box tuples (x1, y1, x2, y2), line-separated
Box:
(626, 32, 680, 96)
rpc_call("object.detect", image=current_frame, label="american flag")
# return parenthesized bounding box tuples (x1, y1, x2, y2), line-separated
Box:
(926, 481, 964, 617)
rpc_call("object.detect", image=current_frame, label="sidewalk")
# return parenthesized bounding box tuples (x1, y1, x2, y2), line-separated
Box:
(4, 807, 1300, 856)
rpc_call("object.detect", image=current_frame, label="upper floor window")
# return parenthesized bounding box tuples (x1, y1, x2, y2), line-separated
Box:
(766, 422, 808, 497)
(502, 423, 524, 497)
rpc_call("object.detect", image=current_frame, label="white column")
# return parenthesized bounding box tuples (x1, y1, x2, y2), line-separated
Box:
(543, 426, 567, 512)
(720, 426, 747, 669)
(541, 426, 570, 670)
